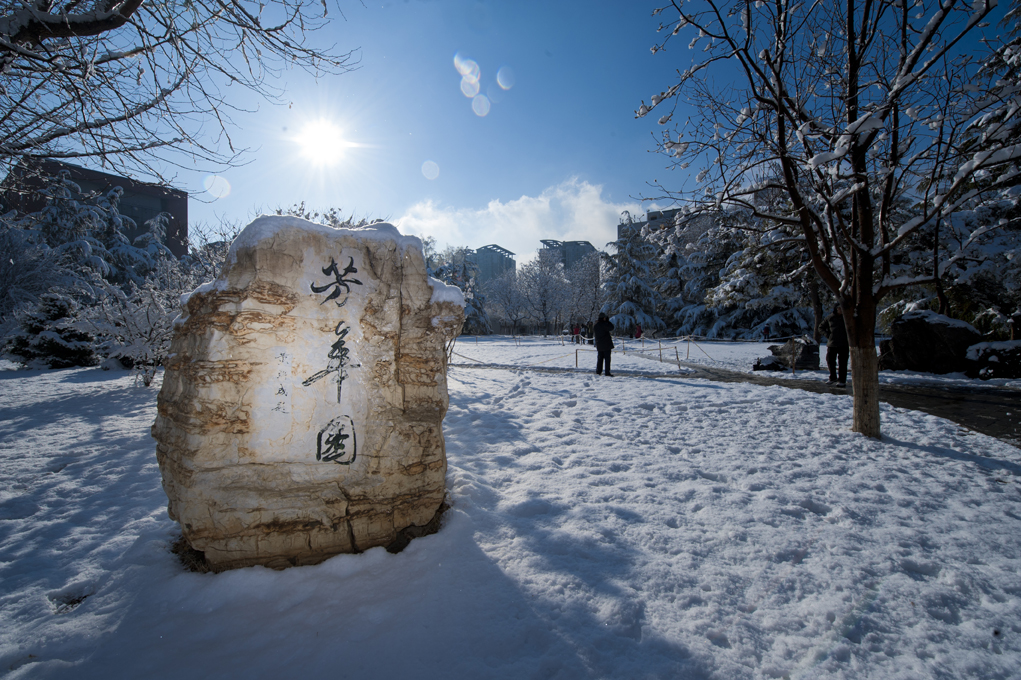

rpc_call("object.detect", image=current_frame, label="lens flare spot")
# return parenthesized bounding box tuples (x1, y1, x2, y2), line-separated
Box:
(487, 82, 505, 103)
(421, 160, 440, 180)
(460, 77, 480, 98)
(497, 66, 515, 90)
(454, 52, 480, 80)
(203, 175, 231, 199)
(472, 95, 491, 117)
(455, 52, 482, 98)
(294, 120, 349, 166)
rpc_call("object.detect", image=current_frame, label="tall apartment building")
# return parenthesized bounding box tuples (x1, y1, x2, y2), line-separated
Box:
(469, 244, 516, 285)
(539, 239, 597, 271)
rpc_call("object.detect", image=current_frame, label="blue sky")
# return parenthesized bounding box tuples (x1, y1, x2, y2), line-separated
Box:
(180, 0, 684, 261)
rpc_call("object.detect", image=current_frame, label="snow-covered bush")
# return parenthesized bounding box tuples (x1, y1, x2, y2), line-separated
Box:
(83, 260, 194, 386)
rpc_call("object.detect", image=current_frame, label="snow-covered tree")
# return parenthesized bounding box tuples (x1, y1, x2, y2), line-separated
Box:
(5, 293, 98, 368)
(1, 171, 187, 368)
(9, 170, 175, 290)
(565, 251, 605, 326)
(180, 219, 245, 284)
(702, 204, 827, 340)
(432, 247, 491, 335)
(518, 249, 569, 335)
(0, 0, 356, 189)
(602, 212, 664, 336)
(83, 259, 192, 385)
(648, 211, 740, 336)
(486, 270, 529, 335)
(0, 220, 78, 338)
(639, 0, 1019, 437)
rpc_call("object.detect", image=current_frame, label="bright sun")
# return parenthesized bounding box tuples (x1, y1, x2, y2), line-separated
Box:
(294, 120, 349, 166)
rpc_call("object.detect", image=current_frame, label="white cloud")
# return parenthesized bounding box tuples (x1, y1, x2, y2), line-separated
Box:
(394, 178, 643, 262)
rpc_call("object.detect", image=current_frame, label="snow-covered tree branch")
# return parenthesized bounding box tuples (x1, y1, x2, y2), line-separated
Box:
(0, 0, 357, 188)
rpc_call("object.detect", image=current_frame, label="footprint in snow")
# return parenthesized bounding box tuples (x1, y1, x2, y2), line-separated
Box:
(697, 469, 726, 483)
(800, 498, 832, 515)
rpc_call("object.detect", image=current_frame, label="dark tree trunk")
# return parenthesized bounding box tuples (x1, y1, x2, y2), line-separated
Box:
(808, 274, 824, 344)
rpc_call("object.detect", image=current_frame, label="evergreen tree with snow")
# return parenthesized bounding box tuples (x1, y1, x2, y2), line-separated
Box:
(433, 248, 491, 335)
(5, 293, 98, 368)
(601, 212, 664, 336)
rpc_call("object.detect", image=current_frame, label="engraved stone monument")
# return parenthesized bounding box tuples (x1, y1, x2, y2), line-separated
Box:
(152, 216, 464, 570)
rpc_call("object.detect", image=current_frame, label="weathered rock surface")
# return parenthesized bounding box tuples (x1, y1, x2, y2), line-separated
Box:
(152, 217, 464, 570)
(966, 340, 1021, 379)
(879, 311, 981, 374)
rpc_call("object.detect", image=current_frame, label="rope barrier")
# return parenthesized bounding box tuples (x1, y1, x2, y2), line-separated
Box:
(451, 351, 488, 364)
(452, 350, 577, 367)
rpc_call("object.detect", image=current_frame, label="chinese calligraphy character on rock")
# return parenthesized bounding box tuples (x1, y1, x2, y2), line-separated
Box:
(304, 256, 363, 464)
(152, 216, 464, 570)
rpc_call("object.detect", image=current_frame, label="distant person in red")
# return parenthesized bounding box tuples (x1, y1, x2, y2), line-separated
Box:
(594, 313, 615, 377)
(634, 323, 643, 339)
(572, 323, 581, 344)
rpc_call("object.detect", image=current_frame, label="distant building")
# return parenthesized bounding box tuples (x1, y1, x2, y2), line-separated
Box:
(647, 208, 682, 231)
(540, 239, 597, 271)
(469, 244, 516, 285)
(616, 208, 682, 241)
(1, 159, 189, 257)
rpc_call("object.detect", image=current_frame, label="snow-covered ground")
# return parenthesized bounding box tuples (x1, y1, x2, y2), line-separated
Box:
(452, 334, 1021, 389)
(1, 348, 1019, 679)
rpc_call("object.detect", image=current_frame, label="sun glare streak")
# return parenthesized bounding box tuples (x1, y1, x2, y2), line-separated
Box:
(294, 120, 350, 166)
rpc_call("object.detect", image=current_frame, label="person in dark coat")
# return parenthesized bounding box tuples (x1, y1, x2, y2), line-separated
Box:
(825, 304, 849, 386)
(593, 312, 615, 376)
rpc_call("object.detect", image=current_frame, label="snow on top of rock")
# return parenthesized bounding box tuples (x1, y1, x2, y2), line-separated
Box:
(229, 215, 425, 260)
(428, 276, 466, 307)
(902, 310, 979, 332)
(176, 277, 229, 315)
(966, 339, 1021, 360)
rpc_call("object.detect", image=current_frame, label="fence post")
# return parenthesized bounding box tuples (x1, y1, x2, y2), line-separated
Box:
(575, 348, 579, 368)
(659, 341, 663, 362)
(675, 347, 681, 371)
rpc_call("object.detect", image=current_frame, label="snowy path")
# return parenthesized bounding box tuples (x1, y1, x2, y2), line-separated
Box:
(1, 361, 1019, 679)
